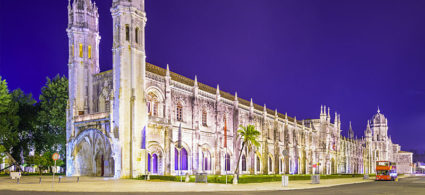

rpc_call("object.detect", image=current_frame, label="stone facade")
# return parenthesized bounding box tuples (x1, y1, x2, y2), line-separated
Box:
(65, 0, 412, 178)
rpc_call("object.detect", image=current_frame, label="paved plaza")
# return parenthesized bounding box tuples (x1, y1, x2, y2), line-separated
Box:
(0, 175, 405, 193)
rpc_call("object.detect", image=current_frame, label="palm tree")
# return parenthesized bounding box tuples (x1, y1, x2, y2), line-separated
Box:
(233, 124, 261, 184)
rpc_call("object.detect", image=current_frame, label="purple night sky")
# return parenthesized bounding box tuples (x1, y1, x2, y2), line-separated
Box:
(1, 0, 424, 151)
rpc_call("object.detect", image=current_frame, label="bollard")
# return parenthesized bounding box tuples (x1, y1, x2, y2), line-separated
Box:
(77, 176, 79, 183)
(311, 175, 320, 184)
(282, 175, 289, 187)
(185, 173, 190, 183)
(17, 178, 20, 184)
(39, 177, 42, 184)
(58, 176, 61, 183)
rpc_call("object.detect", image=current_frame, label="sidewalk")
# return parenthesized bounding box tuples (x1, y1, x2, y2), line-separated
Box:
(0, 175, 408, 193)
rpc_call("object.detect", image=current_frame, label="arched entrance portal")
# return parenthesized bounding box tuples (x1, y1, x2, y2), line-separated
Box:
(72, 129, 114, 177)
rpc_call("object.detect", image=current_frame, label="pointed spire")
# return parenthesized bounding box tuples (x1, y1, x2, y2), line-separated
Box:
(275, 109, 278, 117)
(234, 92, 238, 101)
(365, 120, 371, 134)
(327, 107, 330, 118)
(250, 98, 253, 107)
(166, 64, 170, 77)
(216, 84, 220, 95)
(263, 104, 267, 115)
(349, 121, 354, 139)
(194, 75, 198, 86)
(334, 112, 338, 124)
(321, 105, 323, 115)
(377, 106, 380, 114)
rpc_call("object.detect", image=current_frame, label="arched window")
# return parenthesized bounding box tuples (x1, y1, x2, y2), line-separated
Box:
(125, 25, 130, 41)
(148, 153, 151, 172)
(79, 43, 83, 58)
(135, 27, 139, 43)
(147, 101, 151, 114)
(175, 148, 188, 170)
(225, 154, 230, 171)
(269, 157, 273, 172)
(202, 152, 211, 171)
(204, 157, 209, 171)
(177, 103, 183, 121)
(202, 110, 207, 126)
(88, 45, 92, 59)
(256, 156, 261, 172)
(152, 154, 158, 174)
(242, 155, 246, 172)
(147, 92, 159, 116)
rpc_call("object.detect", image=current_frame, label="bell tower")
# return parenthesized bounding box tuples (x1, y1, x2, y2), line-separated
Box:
(111, 0, 148, 178)
(66, 0, 100, 176)
(67, 0, 100, 115)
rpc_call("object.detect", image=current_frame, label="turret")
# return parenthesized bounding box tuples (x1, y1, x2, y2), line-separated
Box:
(365, 120, 372, 141)
(348, 121, 354, 139)
(327, 107, 331, 123)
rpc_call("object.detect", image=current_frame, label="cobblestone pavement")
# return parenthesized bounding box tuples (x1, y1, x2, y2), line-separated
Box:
(0, 175, 417, 194)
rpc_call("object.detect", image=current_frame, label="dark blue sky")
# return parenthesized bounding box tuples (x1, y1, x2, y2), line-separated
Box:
(1, 0, 424, 151)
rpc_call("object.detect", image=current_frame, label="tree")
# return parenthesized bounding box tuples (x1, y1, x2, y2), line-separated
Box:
(233, 124, 261, 184)
(0, 76, 11, 113)
(0, 145, 5, 165)
(0, 76, 19, 161)
(9, 89, 37, 163)
(35, 75, 68, 160)
(26, 152, 64, 175)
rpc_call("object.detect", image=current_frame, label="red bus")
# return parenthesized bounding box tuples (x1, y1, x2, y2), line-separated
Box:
(376, 161, 397, 181)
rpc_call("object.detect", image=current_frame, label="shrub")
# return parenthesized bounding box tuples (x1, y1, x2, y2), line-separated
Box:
(136, 174, 370, 183)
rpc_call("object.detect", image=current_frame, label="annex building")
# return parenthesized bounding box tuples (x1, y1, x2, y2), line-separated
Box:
(65, 0, 412, 178)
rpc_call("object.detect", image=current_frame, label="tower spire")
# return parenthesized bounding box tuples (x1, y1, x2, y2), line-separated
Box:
(166, 64, 170, 77)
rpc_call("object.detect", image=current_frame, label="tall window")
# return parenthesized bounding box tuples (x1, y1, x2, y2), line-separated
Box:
(135, 27, 139, 43)
(177, 103, 183, 121)
(125, 25, 130, 41)
(202, 110, 207, 126)
(269, 157, 273, 172)
(225, 154, 230, 171)
(256, 156, 261, 172)
(147, 101, 151, 115)
(153, 102, 158, 116)
(79, 43, 83, 57)
(152, 154, 158, 174)
(148, 153, 151, 172)
(242, 155, 246, 172)
(88, 45, 92, 59)
(147, 92, 159, 117)
(71, 44, 74, 57)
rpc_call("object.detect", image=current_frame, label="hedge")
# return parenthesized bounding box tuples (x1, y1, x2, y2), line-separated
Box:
(137, 174, 370, 184)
